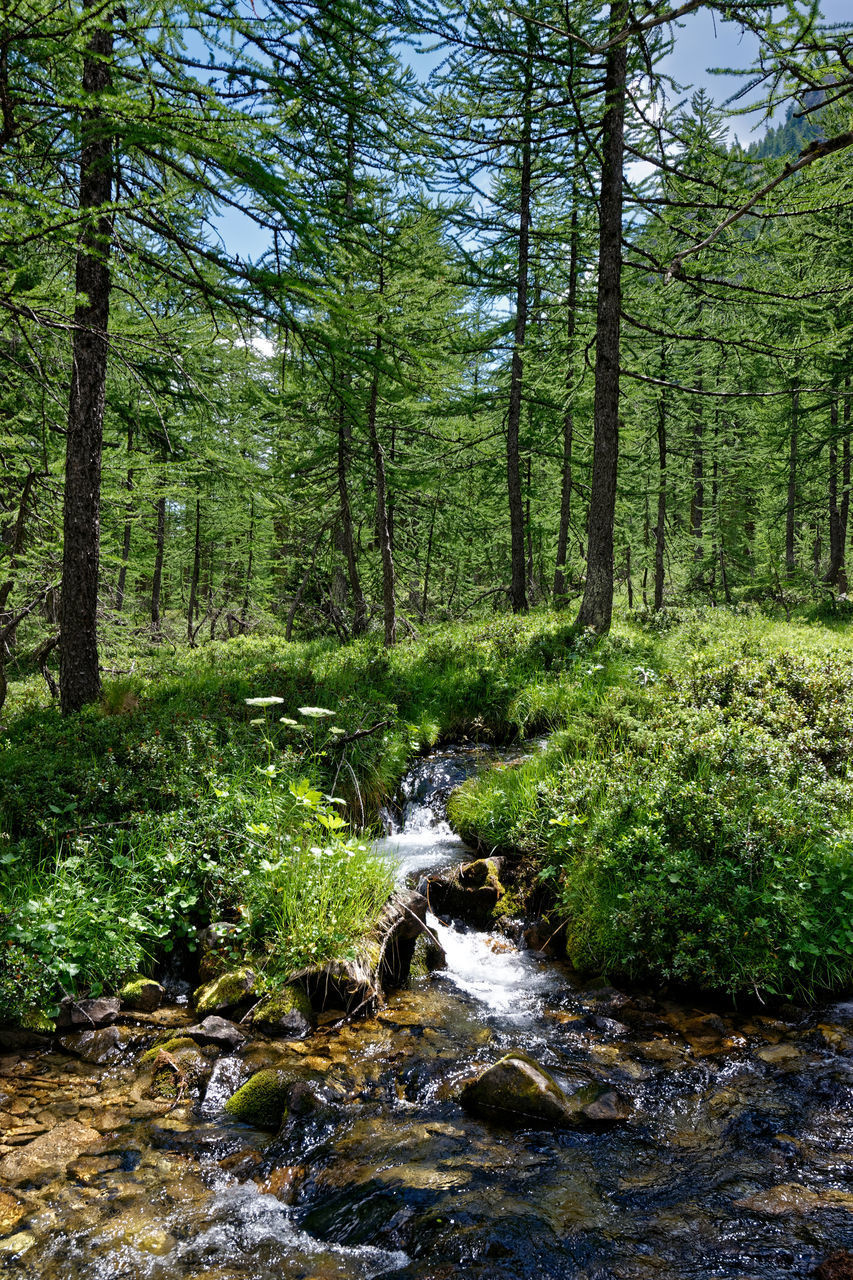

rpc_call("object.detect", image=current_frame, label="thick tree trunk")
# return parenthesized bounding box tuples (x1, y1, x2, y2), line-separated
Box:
(553, 204, 579, 605)
(575, 0, 627, 633)
(60, 3, 113, 714)
(0, 469, 37, 621)
(785, 384, 798, 578)
(506, 55, 533, 615)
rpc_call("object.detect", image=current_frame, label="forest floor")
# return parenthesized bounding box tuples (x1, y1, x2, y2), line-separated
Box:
(3, 602, 853, 1026)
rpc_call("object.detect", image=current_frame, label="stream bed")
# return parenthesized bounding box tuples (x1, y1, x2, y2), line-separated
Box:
(3, 745, 853, 1278)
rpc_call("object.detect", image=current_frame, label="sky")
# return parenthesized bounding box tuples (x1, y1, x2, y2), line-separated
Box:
(215, 2, 851, 262)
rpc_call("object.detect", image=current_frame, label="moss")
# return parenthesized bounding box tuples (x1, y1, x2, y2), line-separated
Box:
(251, 985, 313, 1035)
(193, 967, 256, 1016)
(119, 976, 163, 1011)
(224, 1069, 294, 1129)
(20, 1008, 55, 1033)
(139, 1036, 197, 1063)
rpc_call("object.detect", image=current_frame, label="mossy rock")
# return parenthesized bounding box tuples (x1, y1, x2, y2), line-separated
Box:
(140, 1038, 215, 1100)
(193, 967, 256, 1017)
(410, 933, 447, 979)
(250, 986, 314, 1039)
(140, 1036, 198, 1063)
(420, 858, 505, 926)
(224, 1069, 295, 1130)
(119, 976, 164, 1012)
(459, 1051, 627, 1129)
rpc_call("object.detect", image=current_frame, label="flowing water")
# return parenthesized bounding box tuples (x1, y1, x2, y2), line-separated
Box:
(3, 746, 853, 1278)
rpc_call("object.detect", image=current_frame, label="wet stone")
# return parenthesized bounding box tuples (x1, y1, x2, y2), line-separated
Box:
(460, 1051, 630, 1129)
(58, 1025, 135, 1064)
(182, 1016, 246, 1050)
(0, 1190, 26, 1235)
(56, 997, 120, 1030)
(0, 1119, 103, 1186)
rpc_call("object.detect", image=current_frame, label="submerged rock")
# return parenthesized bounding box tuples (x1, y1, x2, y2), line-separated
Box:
(817, 1252, 853, 1280)
(419, 859, 505, 925)
(119, 976, 164, 1012)
(0, 1190, 26, 1235)
(250, 986, 314, 1039)
(0, 1119, 102, 1186)
(56, 996, 120, 1030)
(459, 1051, 630, 1129)
(193, 968, 257, 1017)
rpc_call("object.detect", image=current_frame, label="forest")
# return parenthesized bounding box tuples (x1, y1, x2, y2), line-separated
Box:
(2, 4, 853, 1276)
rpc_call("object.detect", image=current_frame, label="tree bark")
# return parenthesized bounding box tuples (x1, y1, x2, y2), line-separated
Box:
(115, 423, 133, 612)
(241, 496, 254, 631)
(575, 0, 627, 633)
(826, 394, 843, 586)
(366, 256, 396, 646)
(654, 349, 667, 612)
(188, 498, 201, 644)
(785, 384, 798, 578)
(60, 1, 113, 714)
(506, 44, 533, 615)
(840, 379, 851, 594)
(151, 489, 166, 633)
(554, 203, 579, 605)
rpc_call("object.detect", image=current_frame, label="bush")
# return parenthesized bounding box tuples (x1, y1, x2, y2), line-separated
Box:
(452, 650, 853, 999)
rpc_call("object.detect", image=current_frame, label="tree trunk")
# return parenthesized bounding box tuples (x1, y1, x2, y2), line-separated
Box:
(840, 379, 851, 594)
(335, 104, 367, 637)
(116, 422, 133, 612)
(151, 489, 166, 632)
(0, 469, 37, 622)
(421, 498, 438, 620)
(506, 47, 533, 615)
(691, 383, 704, 570)
(575, 0, 627, 633)
(654, 350, 667, 612)
(366, 259, 396, 647)
(188, 498, 201, 645)
(241, 496, 254, 631)
(826, 394, 844, 586)
(553, 208, 579, 605)
(785, 384, 798, 578)
(60, 2, 113, 714)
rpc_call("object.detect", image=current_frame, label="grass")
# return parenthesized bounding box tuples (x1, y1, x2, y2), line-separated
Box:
(450, 612, 853, 1000)
(4, 604, 853, 1018)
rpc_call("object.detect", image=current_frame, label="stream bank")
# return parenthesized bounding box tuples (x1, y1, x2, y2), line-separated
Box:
(2, 745, 853, 1279)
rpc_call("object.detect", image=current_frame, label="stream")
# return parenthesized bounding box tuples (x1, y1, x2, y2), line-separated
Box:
(3, 745, 853, 1278)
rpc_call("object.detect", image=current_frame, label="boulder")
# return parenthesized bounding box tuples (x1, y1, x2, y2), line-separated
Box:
(459, 1051, 631, 1129)
(418, 859, 504, 925)
(817, 1253, 853, 1280)
(182, 1016, 246, 1050)
(58, 1025, 136, 1064)
(224, 1069, 294, 1130)
(249, 987, 314, 1039)
(56, 996, 120, 1031)
(139, 1037, 216, 1100)
(411, 932, 447, 978)
(119, 977, 164, 1013)
(193, 968, 257, 1018)
(0, 1119, 102, 1186)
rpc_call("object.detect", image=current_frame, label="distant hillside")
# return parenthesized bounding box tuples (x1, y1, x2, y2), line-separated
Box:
(746, 95, 824, 160)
